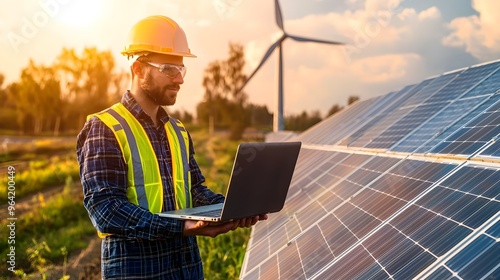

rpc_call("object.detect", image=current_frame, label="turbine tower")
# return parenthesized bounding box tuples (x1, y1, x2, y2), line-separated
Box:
(239, 0, 344, 132)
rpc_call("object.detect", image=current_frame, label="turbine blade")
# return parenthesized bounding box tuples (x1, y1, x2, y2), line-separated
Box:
(289, 34, 344, 45)
(238, 35, 286, 93)
(275, 0, 284, 31)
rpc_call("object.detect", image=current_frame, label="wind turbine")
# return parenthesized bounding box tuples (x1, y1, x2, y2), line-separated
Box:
(239, 0, 344, 132)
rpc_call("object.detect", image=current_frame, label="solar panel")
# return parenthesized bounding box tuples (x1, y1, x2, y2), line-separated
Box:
(391, 98, 485, 153)
(417, 94, 500, 154)
(366, 63, 499, 150)
(240, 59, 500, 279)
(339, 84, 423, 147)
(299, 98, 381, 145)
(391, 63, 500, 153)
(477, 136, 500, 158)
(428, 94, 500, 156)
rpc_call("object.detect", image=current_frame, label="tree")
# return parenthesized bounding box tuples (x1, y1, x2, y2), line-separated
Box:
(326, 95, 360, 119)
(284, 110, 322, 131)
(348, 95, 359, 105)
(0, 73, 5, 100)
(56, 47, 125, 130)
(247, 104, 273, 128)
(326, 104, 343, 118)
(198, 43, 249, 139)
(10, 60, 62, 134)
(0, 73, 19, 131)
(169, 109, 194, 124)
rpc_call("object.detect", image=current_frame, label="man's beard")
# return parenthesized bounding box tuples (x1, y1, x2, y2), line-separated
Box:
(141, 70, 180, 106)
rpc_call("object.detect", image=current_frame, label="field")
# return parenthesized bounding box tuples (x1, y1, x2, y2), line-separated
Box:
(0, 130, 258, 279)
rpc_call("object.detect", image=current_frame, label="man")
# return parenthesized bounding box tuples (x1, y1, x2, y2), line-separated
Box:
(76, 15, 266, 279)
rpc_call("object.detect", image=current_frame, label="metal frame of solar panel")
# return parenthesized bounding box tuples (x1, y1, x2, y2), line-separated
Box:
(240, 59, 500, 280)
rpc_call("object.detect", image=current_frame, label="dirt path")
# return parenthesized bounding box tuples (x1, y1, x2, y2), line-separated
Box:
(3, 183, 102, 280)
(24, 235, 102, 280)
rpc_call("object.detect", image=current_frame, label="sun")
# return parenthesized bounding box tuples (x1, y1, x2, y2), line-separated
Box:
(56, 0, 102, 27)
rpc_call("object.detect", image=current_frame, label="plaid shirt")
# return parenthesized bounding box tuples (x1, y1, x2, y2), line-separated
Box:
(76, 91, 224, 279)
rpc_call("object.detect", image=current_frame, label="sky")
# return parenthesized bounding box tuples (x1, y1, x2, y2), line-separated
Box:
(1, 0, 499, 116)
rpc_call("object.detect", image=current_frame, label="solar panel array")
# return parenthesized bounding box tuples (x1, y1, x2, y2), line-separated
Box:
(240, 60, 500, 279)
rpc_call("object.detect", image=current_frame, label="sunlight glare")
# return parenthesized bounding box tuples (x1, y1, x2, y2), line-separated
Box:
(57, 0, 102, 27)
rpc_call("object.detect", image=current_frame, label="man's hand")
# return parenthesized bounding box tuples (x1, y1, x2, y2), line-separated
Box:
(182, 214, 268, 238)
(183, 220, 237, 238)
(235, 214, 268, 228)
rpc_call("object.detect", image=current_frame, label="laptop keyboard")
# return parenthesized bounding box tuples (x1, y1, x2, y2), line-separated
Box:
(194, 209, 222, 217)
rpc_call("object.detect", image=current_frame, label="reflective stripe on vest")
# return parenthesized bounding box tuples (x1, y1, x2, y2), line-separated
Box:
(166, 118, 192, 209)
(89, 103, 192, 215)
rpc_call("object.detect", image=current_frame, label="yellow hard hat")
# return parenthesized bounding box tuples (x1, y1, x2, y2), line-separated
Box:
(121, 15, 196, 58)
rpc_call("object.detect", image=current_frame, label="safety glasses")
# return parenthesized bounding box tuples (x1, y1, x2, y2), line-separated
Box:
(140, 61, 187, 79)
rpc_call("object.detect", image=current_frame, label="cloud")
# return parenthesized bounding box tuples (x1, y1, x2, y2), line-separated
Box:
(351, 53, 422, 83)
(364, 0, 401, 12)
(418, 6, 440, 21)
(443, 0, 500, 60)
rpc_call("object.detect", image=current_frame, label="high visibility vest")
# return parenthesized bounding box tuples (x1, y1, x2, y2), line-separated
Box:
(88, 103, 192, 228)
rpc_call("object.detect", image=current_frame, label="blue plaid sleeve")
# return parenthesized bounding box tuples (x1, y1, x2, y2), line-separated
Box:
(76, 117, 185, 239)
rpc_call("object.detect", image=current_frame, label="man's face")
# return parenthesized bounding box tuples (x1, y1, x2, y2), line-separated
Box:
(139, 54, 185, 106)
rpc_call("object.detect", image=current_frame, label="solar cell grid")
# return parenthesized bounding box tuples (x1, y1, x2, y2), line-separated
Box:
(365, 155, 396, 169)
(268, 225, 288, 254)
(352, 188, 407, 220)
(449, 236, 500, 279)
(319, 96, 392, 146)
(243, 238, 270, 275)
(296, 226, 334, 279)
(365, 68, 494, 150)
(319, 245, 375, 279)
(335, 176, 367, 199)
(298, 99, 377, 145)
(317, 214, 357, 256)
(338, 83, 422, 147)
(403, 167, 499, 274)
(367, 103, 442, 149)
(430, 61, 500, 104)
(397, 61, 500, 154)
(278, 242, 305, 279)
(295, 201, 328, 230)
(426, 267, 453, 278)
(259, 255, 278, 280)
(442, 165, 497, 196)
(286, 149, 336, 197)
(429, 94, 500, 156)
(339, 208, 380, 242)
(346, 105, 408, 147)
(417, 94, 500, 153)
(392, 97, 487, 153)
(479, 139, 500, 158)
(316, 189, 344, 212)
(404, 71, 461, 106)
(461, 61, 500, 98)
(240, 60, 500, 280)
(486, 220, 500, 237)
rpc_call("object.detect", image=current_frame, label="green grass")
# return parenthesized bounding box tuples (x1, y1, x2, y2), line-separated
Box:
(0, 137, 76, 163)
(0, 132, 259, 279)
(0, 154, 80, 204)
(0, 183, 95, 275)
(198, 227, 252, 279)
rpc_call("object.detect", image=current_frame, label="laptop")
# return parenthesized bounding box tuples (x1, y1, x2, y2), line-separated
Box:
(158, 141, 302, 222)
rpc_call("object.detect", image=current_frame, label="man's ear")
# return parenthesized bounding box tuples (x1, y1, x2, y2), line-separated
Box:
(131, 60, 146, 79)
